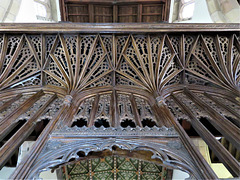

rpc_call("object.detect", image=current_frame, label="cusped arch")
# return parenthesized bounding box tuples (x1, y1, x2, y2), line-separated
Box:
(28, 138, 201, 179)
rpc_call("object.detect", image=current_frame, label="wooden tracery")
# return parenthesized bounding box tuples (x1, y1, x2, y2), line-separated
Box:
(0, 23, 239, 179)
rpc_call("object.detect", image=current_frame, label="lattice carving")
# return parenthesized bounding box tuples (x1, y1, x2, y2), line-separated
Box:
(195, 93, 233, 118)
(116, 36, 129, 65)
(0, 33, 238, 96)
(45, 35, 56, 59)
(116, 73, 142, 88)
(175, 93, 209, 119)
(10, 74, 41, 88)
(185, 71, 219, 87)
(134, 96, 156, 123)
(86, 72, 112, 88)
(210, 95, 240, 117)
(2, 36, 21, 73)
(41, 97, 64, 120)
(186, 34, 240, 92)
(165, 97, 189, 121)
(94, 94, 111, 124)
(184, 35, 196, 60)
(169, 35, 180, 55)
(28, 35, 42, 61)
(16, 94, 52, 122)
(63, 35, 77, 74)
(73, 96, 95, 124)
(117, 94, 134, 122)
(0, 94, 32, 121)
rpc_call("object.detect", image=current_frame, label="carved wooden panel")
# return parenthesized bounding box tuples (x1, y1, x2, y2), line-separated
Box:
(60, 0, 171, 23)
(0, 26, 239, 179)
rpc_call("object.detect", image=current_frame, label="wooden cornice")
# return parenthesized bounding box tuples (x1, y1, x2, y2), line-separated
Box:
(0, 23, 239, 33)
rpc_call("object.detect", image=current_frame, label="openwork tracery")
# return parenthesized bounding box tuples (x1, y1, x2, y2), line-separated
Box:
(0, 25, 239, 179)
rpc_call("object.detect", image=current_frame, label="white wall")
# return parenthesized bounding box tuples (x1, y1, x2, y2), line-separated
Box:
(172, 169, 190, 180)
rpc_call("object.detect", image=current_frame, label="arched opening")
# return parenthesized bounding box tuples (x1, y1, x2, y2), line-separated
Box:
(142, 118, 157, 127)
(120, 119, 136, 128)
(38, 147, 190, 180)
(94, 118, 110, 128)
(71, 118, 87, 127)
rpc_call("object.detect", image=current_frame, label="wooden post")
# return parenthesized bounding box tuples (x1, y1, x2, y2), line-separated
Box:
(129, 94, 142, 127)
(9, 101, 70, 179)
(111, 89, 120, 127)
(88, 94, 100, 127)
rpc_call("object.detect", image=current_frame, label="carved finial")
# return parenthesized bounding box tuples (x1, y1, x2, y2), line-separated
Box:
(156, 96, 166, 106)
(64, 95, 73, 106)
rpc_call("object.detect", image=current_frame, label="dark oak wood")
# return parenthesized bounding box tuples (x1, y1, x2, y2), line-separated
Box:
(183, 88, 240, 149)
(204, 92, 240, 126)
(0, 23, 239, 33)
(0, 94, 22, 113)
(0, 23, 239, 179)
(88, 94, 100, 127)
(159, 103, 218, 179)
(0, 94, 57, 169)
(0, 90, 44, 132)
(171, 93, 240, 177)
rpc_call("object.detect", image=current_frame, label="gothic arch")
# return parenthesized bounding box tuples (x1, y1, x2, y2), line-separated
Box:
(28, 138, 199, 179)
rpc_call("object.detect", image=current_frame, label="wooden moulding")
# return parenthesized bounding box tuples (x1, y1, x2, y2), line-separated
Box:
(0, 23, 239, 33)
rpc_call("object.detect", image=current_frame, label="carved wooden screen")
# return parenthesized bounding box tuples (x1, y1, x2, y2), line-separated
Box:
(0, 24, 239, 179)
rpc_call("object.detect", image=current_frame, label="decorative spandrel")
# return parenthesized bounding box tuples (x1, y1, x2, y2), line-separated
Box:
(62, 156, 170, 180)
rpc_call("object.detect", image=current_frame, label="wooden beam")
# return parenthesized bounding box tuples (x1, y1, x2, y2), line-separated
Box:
(204, 92, 240, 127)
(0, 94, 22, 113)
(183, 88, 240, 149)
(10, 102, 69, 179)
(0, 23, 238, 33)
(0, 94, 57, 169)
(88, 94, 100, 127)
(111, 89, 120, 127)
(159, 103, 218, 179)
(0, 90, 44, 132)
(129, 94, 142, 127)
(171, 94, 240, 177)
